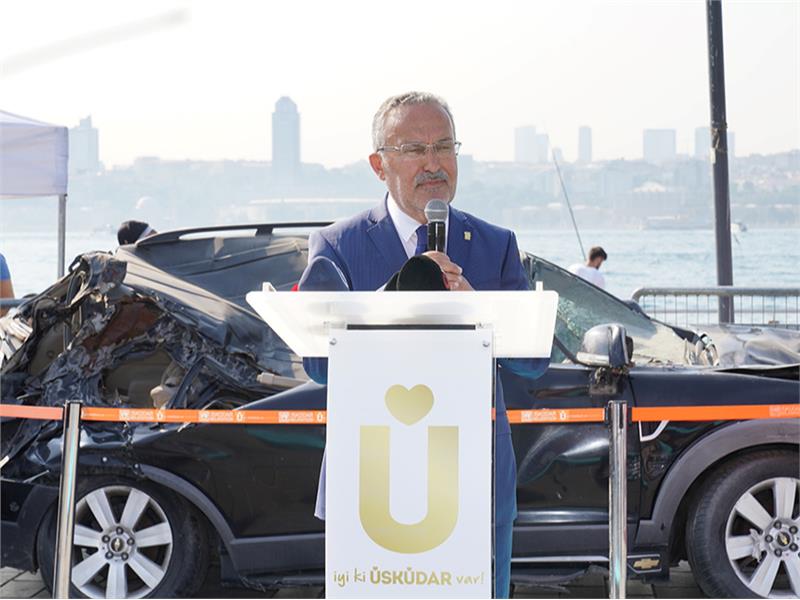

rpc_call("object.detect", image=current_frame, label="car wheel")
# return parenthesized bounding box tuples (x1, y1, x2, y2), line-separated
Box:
(37, 477, 210, 599)
(686, 450, 800, 598)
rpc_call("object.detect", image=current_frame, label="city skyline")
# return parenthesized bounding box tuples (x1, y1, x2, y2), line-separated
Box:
(1, 1, 797, 169)
(69, 106, 750, 171)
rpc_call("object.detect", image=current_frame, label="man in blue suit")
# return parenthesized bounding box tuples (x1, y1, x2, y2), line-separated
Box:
(302, 91, 546, 598)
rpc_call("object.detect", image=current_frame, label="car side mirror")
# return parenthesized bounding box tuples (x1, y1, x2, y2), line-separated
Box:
(577, 324, 632, 369)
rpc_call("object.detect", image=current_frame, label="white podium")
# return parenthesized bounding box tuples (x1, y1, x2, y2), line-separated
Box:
(246, 289, 558, 598)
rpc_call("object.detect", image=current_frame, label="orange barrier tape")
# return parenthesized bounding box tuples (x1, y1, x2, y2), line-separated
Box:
(507, 408, 605, 424)
(632, 403, 800, 422)
(0, 404, 63, 420)
(1, 403, 798, 425)
(80, 406, 328, 425)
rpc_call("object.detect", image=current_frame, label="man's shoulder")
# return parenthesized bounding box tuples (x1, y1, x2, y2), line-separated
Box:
(313, 206, 378, 245)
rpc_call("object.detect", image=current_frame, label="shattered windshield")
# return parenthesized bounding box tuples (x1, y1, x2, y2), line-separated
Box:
(523, 254, 693, 365)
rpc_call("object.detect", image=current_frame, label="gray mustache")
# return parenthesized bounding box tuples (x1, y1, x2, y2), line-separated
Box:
(415, 170, 449, 186)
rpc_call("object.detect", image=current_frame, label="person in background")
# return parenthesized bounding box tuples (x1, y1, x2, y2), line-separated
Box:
(568, 246, 607, 289)
(0, 252, 15, 317)
(117, 220, 157, 245)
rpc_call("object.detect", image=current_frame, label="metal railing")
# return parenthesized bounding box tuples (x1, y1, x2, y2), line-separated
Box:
(631, 286, 800, 330)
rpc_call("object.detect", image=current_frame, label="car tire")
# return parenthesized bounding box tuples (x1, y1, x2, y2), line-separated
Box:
(37, 476, 210, 599)
(686, 450, 800, 598)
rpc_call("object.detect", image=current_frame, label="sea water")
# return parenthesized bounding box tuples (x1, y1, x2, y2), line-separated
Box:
(1, 228, 798, 300)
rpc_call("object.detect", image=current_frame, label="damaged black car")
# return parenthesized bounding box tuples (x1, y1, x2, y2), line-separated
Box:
(1, 223, 798, 599)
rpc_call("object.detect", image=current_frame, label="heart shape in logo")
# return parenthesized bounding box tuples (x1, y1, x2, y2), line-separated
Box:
(385, 384, 434, 426)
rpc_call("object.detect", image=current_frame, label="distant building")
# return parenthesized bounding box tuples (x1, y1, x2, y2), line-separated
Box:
(514, 125, 550, 164)
(272, 97, 300, 181)
(695, 126, 735, 160)
(694, 126, 710, 159)
(69, 116, 100, 174)
(533, 133, 550, 164)
(458, 153, 476, 184)
(552, 147, 564, 164)
(643, 129, 676, 164)
(514, 126, 538, 163)
(578, 126, 592, 163)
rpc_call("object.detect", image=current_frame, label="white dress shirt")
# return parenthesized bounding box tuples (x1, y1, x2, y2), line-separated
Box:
(386, 194, 450, 258)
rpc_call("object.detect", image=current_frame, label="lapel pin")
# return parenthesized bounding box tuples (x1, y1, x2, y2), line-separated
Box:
(464, 231, 471, 241)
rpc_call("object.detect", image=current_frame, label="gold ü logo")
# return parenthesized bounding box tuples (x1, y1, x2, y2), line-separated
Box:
(359, 385, 459, 554)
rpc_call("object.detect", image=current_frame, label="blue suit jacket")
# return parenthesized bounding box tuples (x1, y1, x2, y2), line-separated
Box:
(304, 197, 541, 525)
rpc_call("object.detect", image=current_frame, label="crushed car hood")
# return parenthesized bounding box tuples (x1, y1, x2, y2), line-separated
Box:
(1, 247, 307, 464)
(701, 323, 800, 368)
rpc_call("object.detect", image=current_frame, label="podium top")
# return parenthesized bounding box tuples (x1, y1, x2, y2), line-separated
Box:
(246, 289, 558, 358)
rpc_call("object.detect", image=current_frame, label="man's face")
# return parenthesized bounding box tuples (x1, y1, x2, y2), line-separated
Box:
(368, 103, 458, 223)
(590, 257, 605, 269)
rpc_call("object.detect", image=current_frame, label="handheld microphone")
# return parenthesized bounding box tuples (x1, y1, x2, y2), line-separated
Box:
(424, 199, 448, 252)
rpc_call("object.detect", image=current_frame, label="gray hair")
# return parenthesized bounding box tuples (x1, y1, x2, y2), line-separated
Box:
(371, 91, 456, 150)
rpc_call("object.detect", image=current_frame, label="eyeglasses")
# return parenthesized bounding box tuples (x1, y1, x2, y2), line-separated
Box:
(377, 140, 462, 159)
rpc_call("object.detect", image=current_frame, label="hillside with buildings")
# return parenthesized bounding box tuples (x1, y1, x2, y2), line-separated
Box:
(7, 98, 798, 232)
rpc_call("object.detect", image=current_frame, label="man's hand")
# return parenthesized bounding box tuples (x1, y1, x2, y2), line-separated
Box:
(422, 251, 474, 291)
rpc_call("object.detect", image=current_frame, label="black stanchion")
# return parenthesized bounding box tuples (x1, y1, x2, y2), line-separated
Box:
(607, 400, 627, 599)
(53, 401, 82, 599)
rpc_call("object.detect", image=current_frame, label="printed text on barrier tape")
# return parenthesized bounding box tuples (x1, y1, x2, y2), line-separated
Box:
(631, 403, 800, 422)
(80, 407, 328, 425)
(1, 403, 798, 424)
(507, 408, 605, 423)
(506, 404, 800, 423)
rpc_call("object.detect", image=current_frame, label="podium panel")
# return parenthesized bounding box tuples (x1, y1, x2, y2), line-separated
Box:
(326, 328, 492, 598)
(246, 289, 558, 358)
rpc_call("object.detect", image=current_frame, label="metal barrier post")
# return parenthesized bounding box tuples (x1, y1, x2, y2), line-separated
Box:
(53, 402, 82, 599)
(608, 400, 627, 599)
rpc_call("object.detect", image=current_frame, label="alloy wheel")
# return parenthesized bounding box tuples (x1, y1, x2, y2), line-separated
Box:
(725, 476, 800, 598)
(70, 485, 173, 599)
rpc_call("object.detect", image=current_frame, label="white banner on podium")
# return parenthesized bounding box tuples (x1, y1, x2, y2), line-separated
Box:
(326, 328, 493, 598)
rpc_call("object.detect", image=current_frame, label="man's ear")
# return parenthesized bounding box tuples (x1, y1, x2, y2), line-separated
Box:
(368, 152, 386, 180)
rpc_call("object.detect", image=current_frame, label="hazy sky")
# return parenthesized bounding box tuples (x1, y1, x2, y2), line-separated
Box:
(1, 1, 798, 168)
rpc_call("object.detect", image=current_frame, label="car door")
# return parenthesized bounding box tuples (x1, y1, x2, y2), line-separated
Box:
(502, 364, 640, 558)
(502, 253, 694, 558)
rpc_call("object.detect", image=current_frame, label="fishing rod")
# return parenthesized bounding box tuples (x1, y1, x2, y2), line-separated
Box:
(552, 153, 586, 262)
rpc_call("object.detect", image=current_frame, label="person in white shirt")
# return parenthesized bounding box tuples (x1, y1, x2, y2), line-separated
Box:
(568, 246, 607, 289)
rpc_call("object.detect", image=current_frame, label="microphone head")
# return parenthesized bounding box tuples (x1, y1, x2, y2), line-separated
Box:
(424, 199, 448, 223)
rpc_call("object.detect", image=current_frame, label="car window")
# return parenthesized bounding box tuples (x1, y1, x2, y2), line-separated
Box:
(121, 233, 309, 309)
(523, 254, 692, 365)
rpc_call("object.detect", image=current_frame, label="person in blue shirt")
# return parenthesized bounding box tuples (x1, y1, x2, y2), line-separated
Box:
(0, 252, 14, 317)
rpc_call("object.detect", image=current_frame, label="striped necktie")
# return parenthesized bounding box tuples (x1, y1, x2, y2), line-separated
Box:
(414, 224, 427, 256)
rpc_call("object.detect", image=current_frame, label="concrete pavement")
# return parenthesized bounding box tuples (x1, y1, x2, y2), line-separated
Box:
(1, 562, 706, 598)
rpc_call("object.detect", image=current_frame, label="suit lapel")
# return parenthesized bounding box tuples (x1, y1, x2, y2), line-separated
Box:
(366, 194, 409, 274)
(447, 206, 472, 269)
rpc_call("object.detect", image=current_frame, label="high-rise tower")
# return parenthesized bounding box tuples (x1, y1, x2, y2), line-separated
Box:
(272, 97, 300, 181)
(578, 126, 592, 163)
(69, 116, 100, 174)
